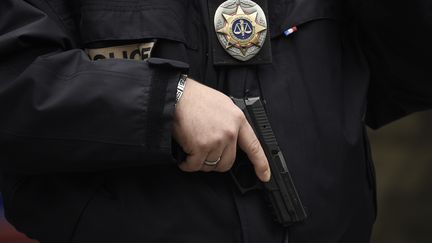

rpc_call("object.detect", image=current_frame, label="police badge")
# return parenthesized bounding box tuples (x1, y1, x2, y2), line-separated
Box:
(214, 0, 268, 62)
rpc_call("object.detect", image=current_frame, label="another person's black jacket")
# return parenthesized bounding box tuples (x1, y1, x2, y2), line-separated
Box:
(0, 0, 431, 243)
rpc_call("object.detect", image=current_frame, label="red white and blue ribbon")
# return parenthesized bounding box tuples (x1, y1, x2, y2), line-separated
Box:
(283, 26, 298, 37)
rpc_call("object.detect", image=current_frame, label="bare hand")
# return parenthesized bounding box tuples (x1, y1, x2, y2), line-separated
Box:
(173, 79, 271, 182)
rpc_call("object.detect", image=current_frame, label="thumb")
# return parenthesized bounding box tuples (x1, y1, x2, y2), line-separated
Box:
(238, 121, 271, 182)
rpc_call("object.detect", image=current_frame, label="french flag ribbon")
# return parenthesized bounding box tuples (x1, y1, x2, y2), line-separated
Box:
(283, 26, 298, 37)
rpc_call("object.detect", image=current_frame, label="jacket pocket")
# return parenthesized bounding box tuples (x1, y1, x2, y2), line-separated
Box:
(78, 1, 193, 47)
(269, 0, 341, 38)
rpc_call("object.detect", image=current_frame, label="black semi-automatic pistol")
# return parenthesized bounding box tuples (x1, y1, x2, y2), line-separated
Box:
(231, 97, 307, 226)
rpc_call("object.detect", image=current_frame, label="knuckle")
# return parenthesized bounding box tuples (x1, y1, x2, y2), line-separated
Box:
(219, 158, 236, 172)
(178, 165, 189, 172)
(185, 158, 203, 171)
(228, 152, 237, 166)
(248, 139, 262, 155)
(224, 128, 237, 140)
(197, 136, 223, 151)
(201, 167, 213, 172)
(215, 135, 225, 146)
(216, 163, 231, 172)
(196, 140, 212, 151)
(230, 157, 237, 166)
(180, 164, 194, 172)
(233, 107, 245, 122)
(192, 163, 203, 171)
(218, 167, 231, 173)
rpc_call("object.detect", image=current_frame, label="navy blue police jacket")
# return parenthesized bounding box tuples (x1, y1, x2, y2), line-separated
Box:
(0, 0, 431, 243)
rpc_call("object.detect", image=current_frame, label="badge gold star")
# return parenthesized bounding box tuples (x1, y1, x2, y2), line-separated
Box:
(216, 6, 267, 55)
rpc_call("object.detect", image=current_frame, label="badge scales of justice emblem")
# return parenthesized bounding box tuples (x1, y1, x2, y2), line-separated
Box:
(214, 0, 268, 62)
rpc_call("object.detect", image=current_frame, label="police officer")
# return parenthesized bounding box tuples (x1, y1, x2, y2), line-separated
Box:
(0, 0, 431, 243)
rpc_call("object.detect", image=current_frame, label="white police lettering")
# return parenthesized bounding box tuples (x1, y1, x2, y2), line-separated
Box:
(85, 42, 155, 61)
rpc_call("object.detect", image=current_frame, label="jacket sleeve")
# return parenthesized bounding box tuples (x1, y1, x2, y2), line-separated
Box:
(355, 0, 432, 129)
(0, 0, 187, 173)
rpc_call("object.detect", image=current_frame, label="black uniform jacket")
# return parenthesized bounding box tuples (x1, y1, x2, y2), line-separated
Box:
(0, 0, 431, 243)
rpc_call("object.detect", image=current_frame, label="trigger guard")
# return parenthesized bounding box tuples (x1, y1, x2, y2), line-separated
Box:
(230, 150, 262, 194)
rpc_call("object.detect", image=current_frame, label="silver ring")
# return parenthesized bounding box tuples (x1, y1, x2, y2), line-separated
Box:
(203, 157, 221, 166)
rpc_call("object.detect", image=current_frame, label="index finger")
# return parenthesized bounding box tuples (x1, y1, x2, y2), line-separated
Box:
(237, 121, 271, 182)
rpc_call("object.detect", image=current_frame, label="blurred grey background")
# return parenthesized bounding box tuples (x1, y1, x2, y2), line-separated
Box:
(369, 111, 432, 243)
